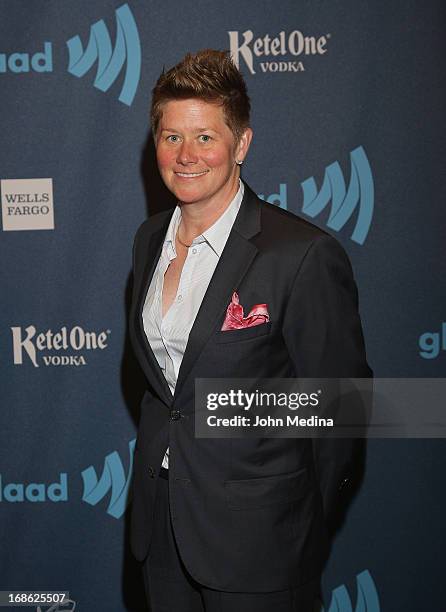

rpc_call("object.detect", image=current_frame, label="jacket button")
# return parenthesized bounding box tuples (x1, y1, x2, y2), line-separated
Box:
(170, 409, 181, 421)
(148, 466, 155, 478)
(338, 477, 350, 491)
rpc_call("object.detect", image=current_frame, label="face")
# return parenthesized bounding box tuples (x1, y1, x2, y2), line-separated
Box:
(155, 98, 252, 209)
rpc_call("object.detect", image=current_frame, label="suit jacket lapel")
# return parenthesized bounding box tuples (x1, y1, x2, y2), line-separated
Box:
(133, 183, 263, 407)
(134, 213, 175, 406)
(173, 183, 262, 401)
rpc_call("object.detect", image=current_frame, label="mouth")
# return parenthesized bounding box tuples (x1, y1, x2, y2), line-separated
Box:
(174, 171, 209, 178)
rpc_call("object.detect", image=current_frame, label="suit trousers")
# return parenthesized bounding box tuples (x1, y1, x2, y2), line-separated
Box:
(142, 469, 320, 612)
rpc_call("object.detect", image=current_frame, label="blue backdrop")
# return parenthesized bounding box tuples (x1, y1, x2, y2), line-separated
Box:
(1, 1, 445, 610)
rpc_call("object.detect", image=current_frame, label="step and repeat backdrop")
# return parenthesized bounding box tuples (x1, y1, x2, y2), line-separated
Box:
(1, 1, 444, 610)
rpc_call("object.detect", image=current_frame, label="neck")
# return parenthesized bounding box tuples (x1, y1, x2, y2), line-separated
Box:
(178, 173, 240, 241)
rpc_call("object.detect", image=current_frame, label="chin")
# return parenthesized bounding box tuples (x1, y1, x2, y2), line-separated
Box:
(174, 190, 209, 205)
(168, 180, 212, 204)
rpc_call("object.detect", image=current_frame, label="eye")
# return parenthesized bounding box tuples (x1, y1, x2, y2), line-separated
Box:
(166, 135, 181, 143)
(199, 134, 212, 143)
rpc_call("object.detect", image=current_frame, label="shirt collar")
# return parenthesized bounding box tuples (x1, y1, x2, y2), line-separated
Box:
(164, 179, 244, 258)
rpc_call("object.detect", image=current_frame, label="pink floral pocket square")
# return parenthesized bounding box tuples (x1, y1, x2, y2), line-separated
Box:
(221, 291, 270, 331)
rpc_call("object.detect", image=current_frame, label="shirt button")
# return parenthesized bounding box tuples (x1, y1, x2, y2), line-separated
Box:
(148, 466, 155, 478)
(192, 248, 197, 254)
(177, 295, 182, 302)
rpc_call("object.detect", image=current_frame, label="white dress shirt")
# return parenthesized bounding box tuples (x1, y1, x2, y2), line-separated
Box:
(142, 179, 245, 469)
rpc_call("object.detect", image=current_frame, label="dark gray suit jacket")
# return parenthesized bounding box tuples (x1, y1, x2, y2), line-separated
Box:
(129, 182, 372, 592)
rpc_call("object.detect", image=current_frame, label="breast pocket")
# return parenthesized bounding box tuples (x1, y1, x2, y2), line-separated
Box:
(215, 321, 273, 344)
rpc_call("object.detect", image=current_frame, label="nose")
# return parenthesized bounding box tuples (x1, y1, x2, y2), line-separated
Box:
(176, 139, 198, 165)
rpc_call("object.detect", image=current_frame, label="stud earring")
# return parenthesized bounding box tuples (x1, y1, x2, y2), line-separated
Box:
(235, 159, 243, 165)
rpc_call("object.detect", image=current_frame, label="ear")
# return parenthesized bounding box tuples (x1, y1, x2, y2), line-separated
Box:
(235, 127, 253, 163)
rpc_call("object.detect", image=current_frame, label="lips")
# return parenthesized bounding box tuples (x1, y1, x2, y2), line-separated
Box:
(174, 170, 209, 178)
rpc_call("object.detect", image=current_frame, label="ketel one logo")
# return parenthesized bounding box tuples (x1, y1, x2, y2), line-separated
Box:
(318, 569, 380, 612)
(301, 146, 374, 245)
(81, 439, 135, 519)
(229, 29, 329, 75)
(0, 3, 140, 106)
(11, 325, 110, 367)
(66, 3, 141, 106)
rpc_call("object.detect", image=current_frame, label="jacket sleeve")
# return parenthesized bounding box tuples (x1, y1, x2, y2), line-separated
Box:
(282, 233, 372, 526)
(131, 220, 149, 306)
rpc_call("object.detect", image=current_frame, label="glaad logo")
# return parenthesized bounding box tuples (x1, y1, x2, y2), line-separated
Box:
(66, 3, 141, 106)
(81, 439, 135, 519)
(0, 474, 68, 502)
(0, 42, 52, 73)
(11, 325, 111, 367)
(419, 323, 446, 359)
(301, 146, 374, 245)
(258, 184, 287, 209)
(37, 600, 76, 612)
(229, 29, 329, 75)
(0, 4, 140, 106)
(317, 569, 380, 612)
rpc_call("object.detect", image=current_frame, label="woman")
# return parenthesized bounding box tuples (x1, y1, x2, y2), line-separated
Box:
(129, 49, 371, 612)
